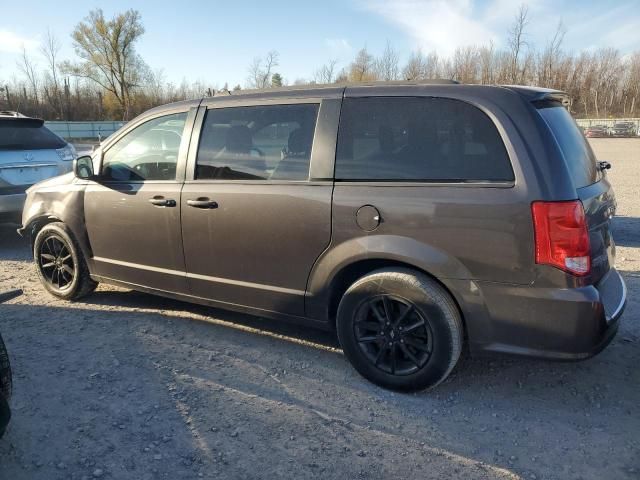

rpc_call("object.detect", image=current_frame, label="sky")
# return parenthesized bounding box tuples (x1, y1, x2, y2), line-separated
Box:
(0, 0, 638, 88)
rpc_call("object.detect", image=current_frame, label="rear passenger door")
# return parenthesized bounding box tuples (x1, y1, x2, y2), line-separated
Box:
(181, 97, 340, 316)
(331, 93, 534, 285)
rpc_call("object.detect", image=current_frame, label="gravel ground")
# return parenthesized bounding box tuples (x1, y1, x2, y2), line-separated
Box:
(0, 138, 638, 480)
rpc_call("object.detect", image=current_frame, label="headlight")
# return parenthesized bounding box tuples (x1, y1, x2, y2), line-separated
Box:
(56, 144, 77, 161)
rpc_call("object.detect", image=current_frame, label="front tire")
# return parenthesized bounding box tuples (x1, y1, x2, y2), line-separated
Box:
(0, 333, 11, 438)
(33, 223, 97, 300)
(337, 268, 463, 391)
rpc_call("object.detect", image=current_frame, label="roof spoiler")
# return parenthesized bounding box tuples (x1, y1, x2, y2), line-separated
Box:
(502, 86, 570, 107)
(531, 92, 570, 108)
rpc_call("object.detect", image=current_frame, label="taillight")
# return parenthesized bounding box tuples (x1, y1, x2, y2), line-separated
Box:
(531, 200, 591, 276)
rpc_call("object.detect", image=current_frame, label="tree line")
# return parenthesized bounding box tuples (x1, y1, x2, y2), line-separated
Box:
(1, 6, 639, 121)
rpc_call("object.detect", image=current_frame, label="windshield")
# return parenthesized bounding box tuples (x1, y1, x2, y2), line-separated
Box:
(537, 105, 599, 188)
(0, 120, 66, 150)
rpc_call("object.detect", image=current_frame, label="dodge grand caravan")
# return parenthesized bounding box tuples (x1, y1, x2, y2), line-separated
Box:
(19, 82, 627, 391)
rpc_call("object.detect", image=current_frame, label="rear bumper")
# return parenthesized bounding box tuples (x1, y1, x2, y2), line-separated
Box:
(0, 193, 26, 223)
(473, 268, 626, 360)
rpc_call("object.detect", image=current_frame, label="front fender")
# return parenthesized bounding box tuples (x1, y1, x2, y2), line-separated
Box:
(20, 180, 92, 268)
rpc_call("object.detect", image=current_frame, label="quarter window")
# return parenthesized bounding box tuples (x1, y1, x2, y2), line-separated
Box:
(335, 97, 514, 182)
(196, 104, 319, 181)
(102, 112, 187, 181)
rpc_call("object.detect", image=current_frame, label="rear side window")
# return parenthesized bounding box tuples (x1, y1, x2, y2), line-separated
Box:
(335, 97, 514, 182)
(0, 120, 66, 150)
(196, 104, 319, 181)
(537, 105, 598, 188)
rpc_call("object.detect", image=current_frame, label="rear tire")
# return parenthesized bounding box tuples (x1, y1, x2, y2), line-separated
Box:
(336, 268, 463, 391)
(33, 223, 97, 300)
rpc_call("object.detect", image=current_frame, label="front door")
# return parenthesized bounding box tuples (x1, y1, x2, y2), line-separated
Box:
(181, 100, 337, 316)
(84, 109, 194, 293)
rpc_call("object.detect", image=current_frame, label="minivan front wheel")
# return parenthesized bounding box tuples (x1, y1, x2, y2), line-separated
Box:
(337, 268, 463, 391)
(34, 223, 97, 300)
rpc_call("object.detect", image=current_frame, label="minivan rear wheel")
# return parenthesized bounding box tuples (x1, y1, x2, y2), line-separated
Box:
(337, 268, 463, 391)
(34, 222, 97, 300)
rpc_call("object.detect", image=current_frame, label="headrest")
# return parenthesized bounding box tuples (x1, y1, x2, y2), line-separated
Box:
(379, 125, 395, 154)
(226, 125, 252, 153)
(287, 128, 313, 157)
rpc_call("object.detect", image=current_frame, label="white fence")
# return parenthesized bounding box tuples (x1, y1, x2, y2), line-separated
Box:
(45, 121, 126, 140)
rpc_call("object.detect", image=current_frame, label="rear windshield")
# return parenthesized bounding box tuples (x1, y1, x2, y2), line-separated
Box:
(537, 105, 599, 188)
(0, 120, 66, 150)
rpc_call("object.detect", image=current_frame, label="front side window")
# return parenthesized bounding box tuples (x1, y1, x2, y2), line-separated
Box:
(196, 104, 319, 181)
(335, 97, 514, 182)
(101, 112, 188, 181)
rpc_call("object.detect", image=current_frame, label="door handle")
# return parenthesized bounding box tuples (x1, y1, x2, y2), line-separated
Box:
(187, 198, 218, 209)
(148, 197, 176, 207)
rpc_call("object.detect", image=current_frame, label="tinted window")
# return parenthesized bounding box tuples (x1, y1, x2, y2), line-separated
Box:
(0, 120, 66, 150)
(335, 97, 514, 182)
(537, 105, 598, 188)
(196, 104, 318, 181)
(102, 112, 187, 181)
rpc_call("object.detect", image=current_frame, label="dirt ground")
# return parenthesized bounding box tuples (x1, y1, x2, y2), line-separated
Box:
(0, 138, 638, 480)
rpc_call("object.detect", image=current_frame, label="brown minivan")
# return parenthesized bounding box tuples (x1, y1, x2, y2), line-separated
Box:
(19, 82, 627, 391)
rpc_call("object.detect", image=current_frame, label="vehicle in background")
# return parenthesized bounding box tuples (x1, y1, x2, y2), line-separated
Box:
(584, 125, 610, 138)
(0, 111, 76, 224)
(0, 289, 20, 439)
(19, 83, 626, 391)
(611, 122, 637, 137)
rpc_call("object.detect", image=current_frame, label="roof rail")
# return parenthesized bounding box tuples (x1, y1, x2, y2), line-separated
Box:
(351, 79, 460, 87)
(205, 79, 462, 98)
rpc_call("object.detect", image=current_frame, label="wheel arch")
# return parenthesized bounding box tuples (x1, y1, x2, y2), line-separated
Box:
(23, 214, 64, 247)
(305, 236, 472, 345)
(24, 214, 94, 272)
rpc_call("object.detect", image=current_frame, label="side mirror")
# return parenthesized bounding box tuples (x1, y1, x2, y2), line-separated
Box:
(598, 161, 612, 171)
(74, 155, 95, 180)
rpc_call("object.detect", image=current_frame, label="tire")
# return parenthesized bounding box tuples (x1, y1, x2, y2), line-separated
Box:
(0, 333, 11, 401)
(33, 222, 97, 300)
(0, 333, 11, 438)
(336, 268, 463, 392)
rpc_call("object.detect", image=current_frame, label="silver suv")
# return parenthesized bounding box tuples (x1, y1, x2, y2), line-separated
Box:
(0, 111, 76, 223)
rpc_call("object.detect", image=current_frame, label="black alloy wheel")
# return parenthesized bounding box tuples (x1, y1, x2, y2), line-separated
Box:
(354, 295, 433, 376)
(38, 235, 76, 291)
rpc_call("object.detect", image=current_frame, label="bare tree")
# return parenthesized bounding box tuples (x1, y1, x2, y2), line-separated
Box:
(313, 59, 338, 84)
(478, 42, 496, 84)
(538, 20, 567, 87)
(403, 50, 440, 80)
(62, 9, 146, 120)
(403, 50, 426, 80)
(349, 47, 376, 82)
(452, 46, 480, 83)
(375, 41, 400, 81)
(507, 4, 530, 83)
(17, 47, 40, 107)
(40, 29, 64, 118)
(247, 50, 279, 89)
(622, 52, 640, 116)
